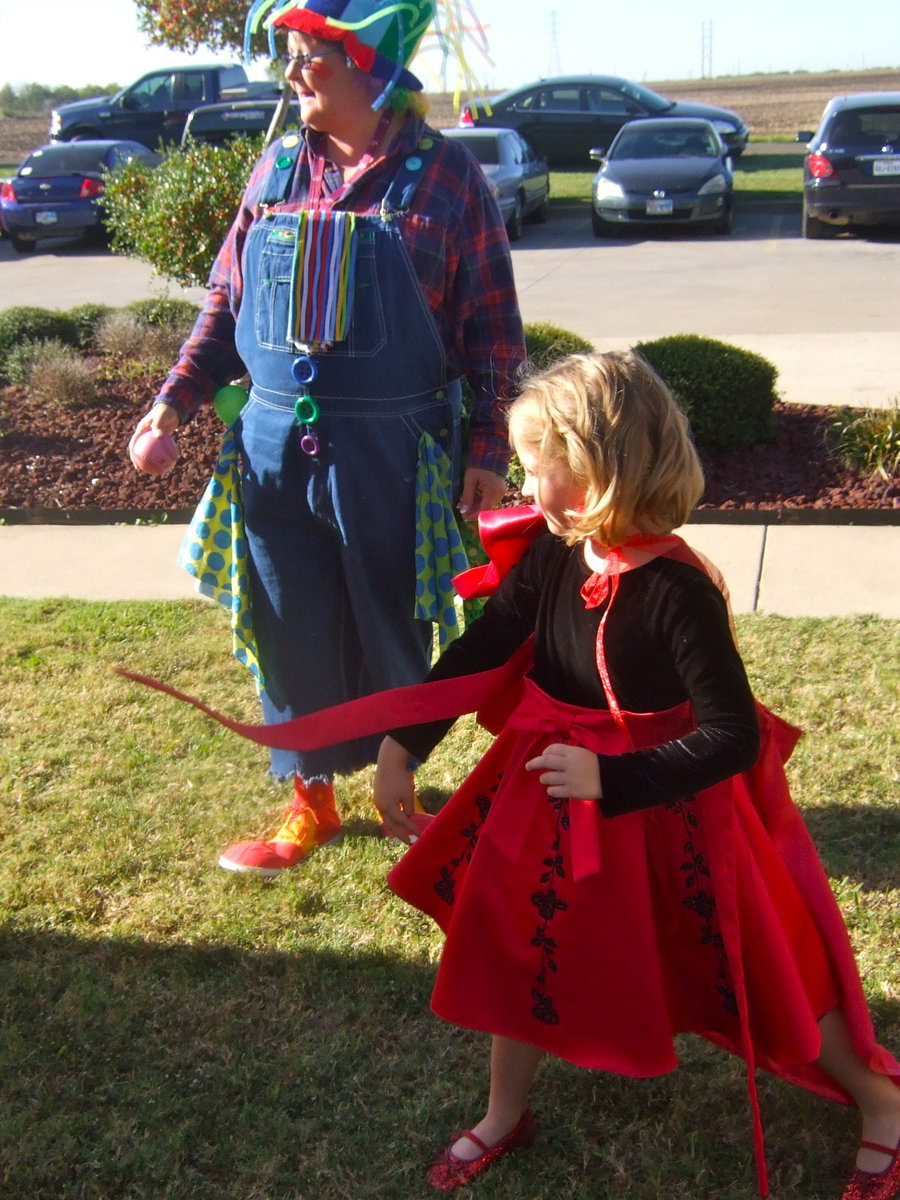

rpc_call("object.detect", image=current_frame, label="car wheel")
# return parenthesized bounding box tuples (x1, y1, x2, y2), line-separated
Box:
(714, 203, 733, 235)
(506, 193, 524, 241)
(591, 208, 618, 238)
(530, 193, 550, 224)
(801, 201, 833, 240)
(10, 233, 36, 254)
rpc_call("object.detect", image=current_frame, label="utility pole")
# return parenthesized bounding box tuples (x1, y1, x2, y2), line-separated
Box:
(547, 10, 562, 77)
(701, 19, 713, 79)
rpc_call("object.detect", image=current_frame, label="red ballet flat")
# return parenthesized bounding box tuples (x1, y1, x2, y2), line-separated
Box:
(426, 1108, 535, 1192)
(840, 1139, 900, 1200)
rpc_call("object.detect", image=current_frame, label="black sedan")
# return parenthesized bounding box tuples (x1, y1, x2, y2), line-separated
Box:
(441, 127, 550, 239)
(590, 118, 734, 236)
(797, 92, 900, 238)
(458, 75, 748, 167)
(0, 139, 160, 253)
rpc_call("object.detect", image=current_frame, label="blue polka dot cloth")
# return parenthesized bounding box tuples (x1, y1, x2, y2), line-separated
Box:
(178, 429, 263, 690)
(414, 433, 468, 648)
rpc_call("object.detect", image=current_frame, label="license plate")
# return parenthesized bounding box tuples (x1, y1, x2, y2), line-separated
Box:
(35, 210, 58, 225)
(646, 198, 674, 215)
(872, 158, 900, 176)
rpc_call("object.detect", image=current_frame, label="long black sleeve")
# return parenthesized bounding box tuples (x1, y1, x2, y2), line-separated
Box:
(392, 534, 760, 812)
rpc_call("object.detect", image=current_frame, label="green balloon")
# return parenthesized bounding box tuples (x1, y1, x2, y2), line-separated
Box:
(213, 385, 248, 427)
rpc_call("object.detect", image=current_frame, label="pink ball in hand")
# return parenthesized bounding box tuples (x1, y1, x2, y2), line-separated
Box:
(132, 430, 179, 476)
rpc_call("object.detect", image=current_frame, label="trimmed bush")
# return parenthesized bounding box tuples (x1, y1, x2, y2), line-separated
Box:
(524, 322, 594, 373)
(103, 137, 262, 286)
(633, 334, 779, 452)
(66, 303, 116, 349)
(0, 307, 80, 380)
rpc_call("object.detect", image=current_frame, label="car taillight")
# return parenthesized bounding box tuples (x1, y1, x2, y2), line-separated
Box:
(79, 178, 105, 198)
(0, 180, 16, 201)
(458, 107, 474, 127)
(807, 153, 836, 179)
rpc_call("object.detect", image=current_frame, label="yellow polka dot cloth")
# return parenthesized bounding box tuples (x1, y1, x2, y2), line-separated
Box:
(178, 429, 263, 690)
(414, 433, 468, 648)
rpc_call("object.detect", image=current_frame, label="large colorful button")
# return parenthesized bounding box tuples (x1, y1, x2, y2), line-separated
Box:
(294, 396, 320, 423)
(291, 355, 318, 385)
(405, 155, 423, 171)
(282, 134, 300, 148)
(276, 155, 293, 169)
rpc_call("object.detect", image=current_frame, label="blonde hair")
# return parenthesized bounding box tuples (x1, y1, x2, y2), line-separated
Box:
(508, 350, 704, 547)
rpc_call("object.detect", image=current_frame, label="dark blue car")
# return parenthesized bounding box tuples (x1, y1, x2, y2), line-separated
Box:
(0, 140, 159, 254)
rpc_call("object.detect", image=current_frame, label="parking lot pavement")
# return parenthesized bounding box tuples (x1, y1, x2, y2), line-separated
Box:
(2, 200, 898, 411)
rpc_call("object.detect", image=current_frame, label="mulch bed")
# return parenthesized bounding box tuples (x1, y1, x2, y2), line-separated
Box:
(0, 372, 897, 517)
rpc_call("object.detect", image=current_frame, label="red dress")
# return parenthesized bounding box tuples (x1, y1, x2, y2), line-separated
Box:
(385, 522, 900, 1196)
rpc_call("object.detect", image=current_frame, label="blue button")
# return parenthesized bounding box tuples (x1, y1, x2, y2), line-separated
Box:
(405, 155, 423, 171)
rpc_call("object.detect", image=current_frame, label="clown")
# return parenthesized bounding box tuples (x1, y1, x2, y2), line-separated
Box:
(129, 0, 526, 876)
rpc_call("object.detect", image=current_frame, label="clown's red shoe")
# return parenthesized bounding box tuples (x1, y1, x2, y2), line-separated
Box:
(219, 778, 342, 876)
(840, 1139, 900, 1200)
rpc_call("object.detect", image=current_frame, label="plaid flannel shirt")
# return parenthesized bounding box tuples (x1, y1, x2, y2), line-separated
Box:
(155, 119, 526, 476)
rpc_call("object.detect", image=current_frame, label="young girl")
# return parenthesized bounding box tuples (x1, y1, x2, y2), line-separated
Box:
(374, 351, 900, 1197)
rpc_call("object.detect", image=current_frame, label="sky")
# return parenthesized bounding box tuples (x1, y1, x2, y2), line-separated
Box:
(1, 0, 897, 93)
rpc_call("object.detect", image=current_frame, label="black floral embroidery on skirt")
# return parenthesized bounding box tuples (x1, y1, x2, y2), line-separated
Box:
(530, 794, 570, 1025)
(432, 774, 501, 907)
(670, 795, 738, 1016)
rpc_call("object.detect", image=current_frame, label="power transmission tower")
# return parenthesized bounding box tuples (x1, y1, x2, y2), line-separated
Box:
(547, 11, 562, 76)
(701, 19, 713, 78)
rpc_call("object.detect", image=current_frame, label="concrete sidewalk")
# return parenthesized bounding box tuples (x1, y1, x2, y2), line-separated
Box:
(1, 520, 898, 619)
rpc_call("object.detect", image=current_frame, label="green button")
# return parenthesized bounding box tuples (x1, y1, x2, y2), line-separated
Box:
(276, 155, 293, 169)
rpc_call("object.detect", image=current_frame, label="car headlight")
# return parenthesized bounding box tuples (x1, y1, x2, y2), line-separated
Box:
(594, 176, 624, 201)
(50, 110, 61, 136)
(698, 174, 727, 195)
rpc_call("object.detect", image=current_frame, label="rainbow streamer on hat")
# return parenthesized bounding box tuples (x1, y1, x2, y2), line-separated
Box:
(243, 0, 493, 111)
(288, 210, 358, 346)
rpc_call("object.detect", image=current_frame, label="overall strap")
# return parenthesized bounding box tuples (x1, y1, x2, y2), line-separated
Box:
(380, 131, 443, 214)
(256, 133, 304, 207)
(255, 128, 443, 212)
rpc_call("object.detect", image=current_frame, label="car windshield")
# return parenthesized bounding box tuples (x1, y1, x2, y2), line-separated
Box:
(449, 135, 499, 165)
(612, 126, 719, 159)
(19, 144, 113, 176)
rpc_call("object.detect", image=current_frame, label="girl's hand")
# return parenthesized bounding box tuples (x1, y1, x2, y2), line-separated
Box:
(374, 736, 422, 843)
(525, 743, 602, 800)
(128, 402, 181, 471)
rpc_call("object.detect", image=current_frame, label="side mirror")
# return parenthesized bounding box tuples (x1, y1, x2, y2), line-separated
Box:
(796, 131, 813, 143)
(589, 146, 606, 163)
(120, 93, 140, 111)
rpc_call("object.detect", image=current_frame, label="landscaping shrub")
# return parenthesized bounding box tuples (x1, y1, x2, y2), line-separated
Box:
(23, 341, 97, 408)
(633, 334, 779, 452)
(66, 302, 116, 348)
(103, 138, 262, 286)
(0, 306, 80, 380)
(123, 298, 201, 329)
(4, 338, 66, 387)
(524, 321, 594, 373)
(828, 402, 900, 483)
(95, 311, 148, 360)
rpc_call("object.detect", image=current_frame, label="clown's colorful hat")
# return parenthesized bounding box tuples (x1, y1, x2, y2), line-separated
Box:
(244, 0, 493, 109)
(246, 0, 432, 92)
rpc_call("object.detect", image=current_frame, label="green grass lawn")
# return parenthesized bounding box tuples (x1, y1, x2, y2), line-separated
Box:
(1, 598, 897, 1199)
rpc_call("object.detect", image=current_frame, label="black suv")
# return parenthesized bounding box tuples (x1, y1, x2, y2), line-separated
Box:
(797, 92, 900, 238)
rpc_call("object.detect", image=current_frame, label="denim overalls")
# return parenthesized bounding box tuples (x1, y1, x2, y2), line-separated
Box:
(232, 142, 463, 780)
